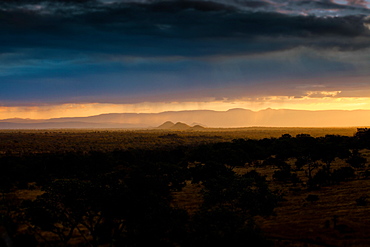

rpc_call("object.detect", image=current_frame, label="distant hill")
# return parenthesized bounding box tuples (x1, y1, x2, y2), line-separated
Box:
(191, 125, 206, 130)
(157, 121, 205, 130)
(157, 121, 175, 129)
(0, 108, 369, 129)
(172, 122, 191, 130)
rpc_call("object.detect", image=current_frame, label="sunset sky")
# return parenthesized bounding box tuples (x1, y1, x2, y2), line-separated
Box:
(1, 0, 370, 120)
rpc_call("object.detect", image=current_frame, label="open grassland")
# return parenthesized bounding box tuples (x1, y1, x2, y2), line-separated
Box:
(172, 150, 370, 247)
(0, 127, 359, 154)
(1, 127, 370, 246)
(255, 150, 370, 247)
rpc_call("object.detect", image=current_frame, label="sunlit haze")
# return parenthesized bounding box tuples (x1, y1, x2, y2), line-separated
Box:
(1, 96, 370, 120)
(1, 0, 370, 126)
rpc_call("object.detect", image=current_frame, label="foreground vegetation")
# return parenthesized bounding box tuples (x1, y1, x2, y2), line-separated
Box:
(0, 127, 369, 246)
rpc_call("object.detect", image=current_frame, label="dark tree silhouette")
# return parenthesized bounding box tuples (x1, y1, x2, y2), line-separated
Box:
(346, 149, 367, 168)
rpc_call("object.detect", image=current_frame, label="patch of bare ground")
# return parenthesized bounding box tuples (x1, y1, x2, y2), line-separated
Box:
(171, 180, 204, 215)
(13, 189, 44, 201)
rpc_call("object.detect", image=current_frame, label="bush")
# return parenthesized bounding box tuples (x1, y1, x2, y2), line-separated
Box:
(306, 194, 319, 202)
(332, 167, 355, 183)
(346, 150, 367, 168)
(356, 195, 368, 206)
(310, 169, 331, 188)
(309, 166, 355, 188)
(273, 168, 301, 185)
(188, 207, 271, 247)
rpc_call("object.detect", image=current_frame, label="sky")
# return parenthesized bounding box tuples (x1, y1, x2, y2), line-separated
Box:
(1, 0, 370, 119)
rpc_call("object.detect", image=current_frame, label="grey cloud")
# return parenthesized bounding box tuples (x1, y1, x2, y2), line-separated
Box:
(233, 0, 270, 8)
(0, 1, 370, 85)
(0, 0, 95, 3)
(1, 0, 370, 105)
(267, 0, 370, 16)
(1, 1, 369, 53)
(290, 0, 352, 10)
(347, 0, 368, 7)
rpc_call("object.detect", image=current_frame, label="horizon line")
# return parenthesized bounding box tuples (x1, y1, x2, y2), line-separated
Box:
(2, 107, 370, 121)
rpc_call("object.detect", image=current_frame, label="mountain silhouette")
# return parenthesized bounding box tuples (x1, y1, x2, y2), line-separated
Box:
(191, 124, 206, 130)
(0, 108, 369, 129)
(157, 121, 206, 130)
(172, 122, 191, 130)
(157, 121, 175, 129)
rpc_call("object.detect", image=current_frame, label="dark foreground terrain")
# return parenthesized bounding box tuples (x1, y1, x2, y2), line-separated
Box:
(0, 127, 369, 246)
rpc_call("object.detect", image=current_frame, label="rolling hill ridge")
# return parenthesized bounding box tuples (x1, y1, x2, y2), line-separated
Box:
(0, 108, 369, 129)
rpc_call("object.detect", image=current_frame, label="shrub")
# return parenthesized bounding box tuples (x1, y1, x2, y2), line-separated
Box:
(356, 195, 368, 206)
(273, 167, 301, 185)
(188, 207, 272, 247)
(306, 194, 319, 202)
(346, 150, 367, 168)
(331, 167, 355, 183)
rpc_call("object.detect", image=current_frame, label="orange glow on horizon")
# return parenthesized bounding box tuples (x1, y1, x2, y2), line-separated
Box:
(1, 96, 370, 120)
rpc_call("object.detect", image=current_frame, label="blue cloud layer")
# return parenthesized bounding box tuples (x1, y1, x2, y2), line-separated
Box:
(0, 0, 370, 105)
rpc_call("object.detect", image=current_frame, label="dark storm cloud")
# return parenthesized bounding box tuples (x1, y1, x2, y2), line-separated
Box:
(1, 0, 369, 56)
(1, 0, 370, 105)
(0, 0, 95, 4)
(347, 0, 368, 7)
(281, 0, 370, 16)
